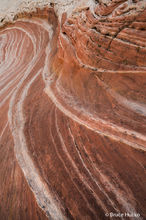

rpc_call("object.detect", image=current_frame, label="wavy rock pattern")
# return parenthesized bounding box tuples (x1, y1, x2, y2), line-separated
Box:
(0, 1, 146, 219)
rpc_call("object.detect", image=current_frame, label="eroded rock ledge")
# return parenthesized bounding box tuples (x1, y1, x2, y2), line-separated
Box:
(0, 0, 146, 219)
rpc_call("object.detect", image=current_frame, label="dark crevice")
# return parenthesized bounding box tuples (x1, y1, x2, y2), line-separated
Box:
(62, 31, 67, 35)
(91, 26, 98, 31)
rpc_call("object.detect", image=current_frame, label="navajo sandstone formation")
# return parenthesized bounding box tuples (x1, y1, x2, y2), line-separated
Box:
(0, 0, 146, 219)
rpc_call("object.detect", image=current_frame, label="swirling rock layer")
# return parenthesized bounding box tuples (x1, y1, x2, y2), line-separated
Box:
(0, 1, 146, 220)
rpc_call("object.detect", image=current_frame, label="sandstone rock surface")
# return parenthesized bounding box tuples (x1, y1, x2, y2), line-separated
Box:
(0, 0, 146, 219)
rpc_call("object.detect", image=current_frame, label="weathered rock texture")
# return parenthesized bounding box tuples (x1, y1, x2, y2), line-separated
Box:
(0, 0, 146, 219)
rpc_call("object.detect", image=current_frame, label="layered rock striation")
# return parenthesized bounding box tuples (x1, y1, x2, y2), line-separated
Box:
(0, 0, 146, 219)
